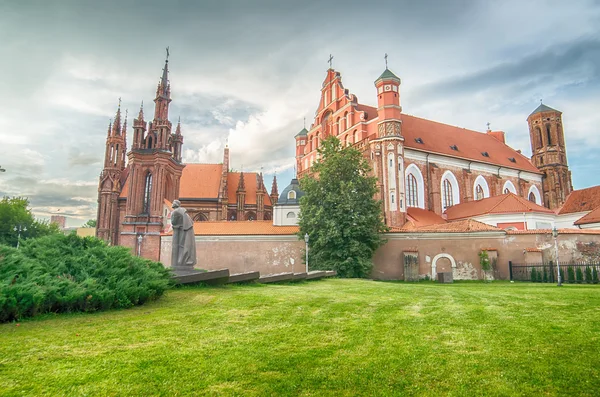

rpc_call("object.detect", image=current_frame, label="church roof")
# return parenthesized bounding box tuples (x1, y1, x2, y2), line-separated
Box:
(398, 114, 541, 173)
(529, 103, 560, 117)
(558, 185, 600, 215)
(444, 193, 553, 220)
(295, 128, 308, 137)
(191, 220, 298, 236)
(179, 164, 222, 199)
(227, 172, 272, 206)
(405, 207, 447, 228)
(574, 206, 600, 226)
(375, 68, 400, 83)
(278, 178, 304, 205)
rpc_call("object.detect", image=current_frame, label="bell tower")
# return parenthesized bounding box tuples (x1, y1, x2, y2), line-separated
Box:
(120, 49, 185, 260)
(527, 102, 573, 210)
(370, 56, 406, 227)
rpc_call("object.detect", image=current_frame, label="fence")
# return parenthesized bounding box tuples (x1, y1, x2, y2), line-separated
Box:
(509, 261, 600, 283)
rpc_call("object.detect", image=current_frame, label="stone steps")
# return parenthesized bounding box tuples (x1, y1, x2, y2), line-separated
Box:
(171, 267, 336, 285)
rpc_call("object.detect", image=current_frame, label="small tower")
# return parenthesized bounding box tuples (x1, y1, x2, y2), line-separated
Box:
(172, 117, 184, 163)
(96, 101, 127, 245)
(256, 172, 266, 220)
(270, 174, 279, 205)
(132, 102, 146, 150)
(527, 102, 573, 209)
(236, 172, 246, 221)
(295, 127, 308, 174)
(370, 57, 406, 227)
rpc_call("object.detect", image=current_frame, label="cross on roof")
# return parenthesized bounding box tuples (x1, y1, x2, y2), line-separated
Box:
(384, 53, 388, 68)
(166, 46, 170, 61)
(328, 54, 333, 69)
(486, 122, 490, 130)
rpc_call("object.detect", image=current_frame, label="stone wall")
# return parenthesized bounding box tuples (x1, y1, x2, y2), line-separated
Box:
(160, 235, 305, 275)
(158, 230, 600, 280)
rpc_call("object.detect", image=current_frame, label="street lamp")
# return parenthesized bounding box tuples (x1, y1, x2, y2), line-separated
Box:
(137, 234, 143, 257)
(553, 227, 562, 286)
(14, 225, 27, 249)
(304, 233, 309, 273)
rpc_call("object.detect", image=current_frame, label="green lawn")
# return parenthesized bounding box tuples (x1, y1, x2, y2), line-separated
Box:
(1, 280, 599, 396)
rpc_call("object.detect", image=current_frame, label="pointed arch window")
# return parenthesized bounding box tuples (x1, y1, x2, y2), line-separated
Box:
(476, 185, 484, 200)
(143, 172, 152, 214)
(528, 192, 536, 202)
(535, 127, 543, 149)
(443, 179, 453, 209)
(545, 124, 552, 145)
(407, 174, 418, 207)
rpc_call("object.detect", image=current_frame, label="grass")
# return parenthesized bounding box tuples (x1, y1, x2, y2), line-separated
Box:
(1, 280, 599, 396)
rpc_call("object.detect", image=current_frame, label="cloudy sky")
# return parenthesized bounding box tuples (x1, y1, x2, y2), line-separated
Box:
(1, 0, 599, 226)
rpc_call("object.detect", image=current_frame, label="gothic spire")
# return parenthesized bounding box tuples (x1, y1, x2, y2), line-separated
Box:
(122, 109, 128, 135)
(112, 98, 122, 135)
(237, 171, 246, 191)
(271, 174, 278, 196)
(157, 47, 170, 97)
(107, 120, 112, 137)
(175, 116, 182, 135)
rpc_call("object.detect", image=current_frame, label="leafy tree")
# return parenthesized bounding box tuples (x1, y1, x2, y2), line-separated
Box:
(298, 136, 387, 278)
(82, 219, 97, 228)
(0, 197, 59, 247)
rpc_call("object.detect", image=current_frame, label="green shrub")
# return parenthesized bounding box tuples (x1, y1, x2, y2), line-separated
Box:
(593, 267, 599, 284)
(585, 267, 592, 284)
(531, 268, 537, 282)
(543, 267, 548, 283)
(537, 270, 543, 283)
(0, 234, 172, 322)
(567, 267, 575, 284)
(575, 267, 584, 284)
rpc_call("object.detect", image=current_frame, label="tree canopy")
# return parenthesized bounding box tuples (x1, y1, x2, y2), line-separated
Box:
(298, 136, 387, 278)
(0, 197, 59, 247)
(82, 219, 97, 228)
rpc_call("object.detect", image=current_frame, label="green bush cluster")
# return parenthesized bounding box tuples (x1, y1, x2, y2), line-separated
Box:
(0, 234, 172, 322)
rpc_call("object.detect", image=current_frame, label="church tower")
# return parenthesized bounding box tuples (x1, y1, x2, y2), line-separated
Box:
(96, 102, 127, 245)
(120, 49, 185, 260)
(369, 60, 406, 227)
(527, 103, 573, 210)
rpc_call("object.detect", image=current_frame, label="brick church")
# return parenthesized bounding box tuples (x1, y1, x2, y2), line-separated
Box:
(96, 51, 580, 260)
(295, 65, 572, 227)
(96, 53, 278, 259)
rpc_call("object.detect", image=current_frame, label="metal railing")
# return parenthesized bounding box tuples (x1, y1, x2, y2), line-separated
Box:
(509, 261, 600, 284)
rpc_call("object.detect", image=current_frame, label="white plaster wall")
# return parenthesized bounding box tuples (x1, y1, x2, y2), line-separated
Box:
(273, 204, 301, 226)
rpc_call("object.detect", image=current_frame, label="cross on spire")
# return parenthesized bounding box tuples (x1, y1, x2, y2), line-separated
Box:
(166, 46, 170, 62)
(384, 53, 388, 69)
(328, 54, 333, 69)
(118, 97, 122, 108)
(486, 122, 491, 131)
(303, 117, 306, 129)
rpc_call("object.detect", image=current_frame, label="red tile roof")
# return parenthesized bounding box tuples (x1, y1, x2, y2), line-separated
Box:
(574, 207, 600, 226)
(187, 221, 299, 236)
(390, 219, 502, 233)
(179, 164, 223, 199)
(406, 207, 447, 228)
(445, 193, 553, 220)
(507, 229, 600, 235)
(400, 114, 540, 173)
(557, 185, 600, 215)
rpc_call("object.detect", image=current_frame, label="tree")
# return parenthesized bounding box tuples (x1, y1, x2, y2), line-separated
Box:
(0, 197, 59, 247)
(82, 219, 97, 228)
(298, 136, 387, 278)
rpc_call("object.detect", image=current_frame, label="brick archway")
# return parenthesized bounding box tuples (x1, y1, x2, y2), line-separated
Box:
(431, 253, 456, 279)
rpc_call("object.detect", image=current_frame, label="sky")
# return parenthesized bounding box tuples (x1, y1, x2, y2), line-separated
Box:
(1, 0, 600, 227)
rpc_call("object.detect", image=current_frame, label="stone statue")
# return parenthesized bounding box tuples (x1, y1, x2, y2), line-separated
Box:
(170, 200, 197, 269)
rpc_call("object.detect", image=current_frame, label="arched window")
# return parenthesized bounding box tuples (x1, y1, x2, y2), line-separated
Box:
(503, 181, 517, 194)
(535, 127, 543, 149)
(288, 190, 296, 200)
(342, 112, 347, 131)
(345, 135, 349, 147)
(441, 171, 460, 210)
(545, 124, 552, 145)
(245, 212, 256, 221)
(347, 113, 352, 129)
(321, 112, 331, 136)
(405, 164, 425, 209)
(528, 185, 542, 205)
(443, 179, 453, 209)
(336, 117, 340, 135)
(143, 172, 152, 213)
(353, 130, 358, 143)
(194, 213, 208, 222)
(476, 185, 484, 200)
(473, 175, 490, 200)
(407, 174, 418, 207)
(286, 211, 296, 219)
